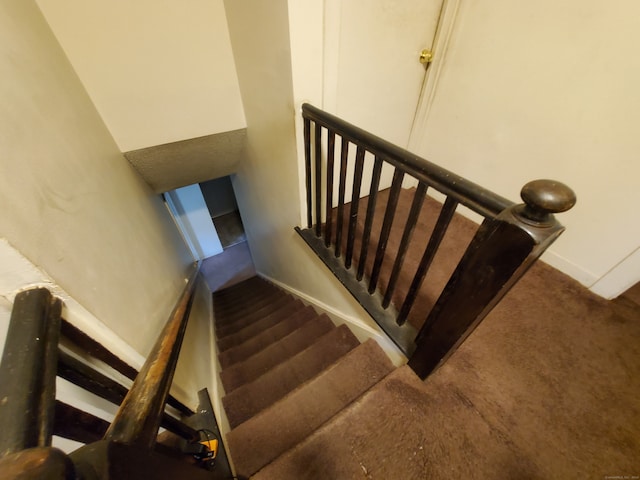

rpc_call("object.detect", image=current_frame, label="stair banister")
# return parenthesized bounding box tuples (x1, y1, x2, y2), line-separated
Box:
(408, 180, 576, 378)
(298, 102, 576, 380)
(302, 102, 514, 219)
(103, 265, 200, 448)
(0, 265, 223, 479)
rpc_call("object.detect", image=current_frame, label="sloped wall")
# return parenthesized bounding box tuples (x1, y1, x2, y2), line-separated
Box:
(0, 0, 194, 356)
(35, 0, 246, 152)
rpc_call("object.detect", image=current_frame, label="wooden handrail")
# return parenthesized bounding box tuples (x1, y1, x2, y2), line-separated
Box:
(0, 266, 227, 478)
(302, 103, 514, 218)
(104, 264, 200, 448)
(297, 103, 576, 379)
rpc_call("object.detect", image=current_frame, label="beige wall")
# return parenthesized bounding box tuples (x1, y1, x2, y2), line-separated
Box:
(224, 0, 385, 337)
(287, 0, 639, 297)
(0, 0, 195, 356)
(413, 0, 640, 294)
(35, 0, 246, 152)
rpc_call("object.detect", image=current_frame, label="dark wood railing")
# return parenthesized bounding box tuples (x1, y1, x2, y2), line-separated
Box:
(0, 267, 232, 479)
(297, 103, 576, 379)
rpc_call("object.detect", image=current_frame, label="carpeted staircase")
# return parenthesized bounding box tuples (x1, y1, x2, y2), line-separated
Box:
(214, 276, 439, 479)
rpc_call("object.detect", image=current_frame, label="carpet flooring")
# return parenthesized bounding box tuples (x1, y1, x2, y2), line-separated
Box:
(200, 241, 255, 292)
(209, 187, 639, 478)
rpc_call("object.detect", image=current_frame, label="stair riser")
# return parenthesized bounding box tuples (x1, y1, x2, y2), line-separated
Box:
(227, 340, 394, 478)
(213, 287, 283, 315)
(222, 325, 359, 428)
(217, 302, 307, 353)
(215, 295, 292, 337)
(218, 306, 316, 368)
(220, 315, 335, 393)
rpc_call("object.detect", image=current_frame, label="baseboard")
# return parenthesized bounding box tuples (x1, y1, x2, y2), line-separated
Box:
(540, 249, 599, 288)
(257, 273, 407, 366)
(588, 247, 640, 299)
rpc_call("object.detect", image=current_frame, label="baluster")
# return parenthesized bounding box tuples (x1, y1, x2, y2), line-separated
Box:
(356, 157, 383, 281)
(345, 146, 366, 269)
(368, 168, 405, 293)
(408, 180, 576, 379)
(303, 118, 312, 229)
(0, 288, 62, 456)
(397, 196, 458, 325)
(334, 137, 349, 257)
(314, 122, 322, 237)
(324, 131, 336, 247)
(382, 182, 427, 308)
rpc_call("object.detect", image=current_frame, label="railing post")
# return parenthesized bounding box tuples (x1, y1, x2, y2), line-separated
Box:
(0, 288, 63, 456)
(408, 180, 576, 379)
(0, 288, 73, 479)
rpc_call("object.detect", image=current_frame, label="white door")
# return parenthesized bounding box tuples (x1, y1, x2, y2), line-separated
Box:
(324, 0, 445, 149)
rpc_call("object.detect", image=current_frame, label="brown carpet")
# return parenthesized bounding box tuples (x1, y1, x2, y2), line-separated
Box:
(330, 187, 478, 329)
(211, 189, 639, 478)
(228, 339, 394, 478)
(201, 241, 255, 292)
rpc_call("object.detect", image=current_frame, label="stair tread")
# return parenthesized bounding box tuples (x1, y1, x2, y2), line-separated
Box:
(228, 339, 394, 478)
(222, 324, 359, 429)
(217, 300, 306, 352)
(247, 366, 428, 479)
(252, 364, 542, 480)
(213, 278, 279, 306)
(213, 276, 270, 299)
(218, 305, 318, 368)
(214, 278, 281, 305)
(214, 288, 285, 318)
(216, 293, 291, 336)
(220, 314, 335, 393)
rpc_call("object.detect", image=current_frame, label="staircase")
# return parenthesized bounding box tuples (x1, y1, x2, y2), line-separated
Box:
(214, 276, 439, 479)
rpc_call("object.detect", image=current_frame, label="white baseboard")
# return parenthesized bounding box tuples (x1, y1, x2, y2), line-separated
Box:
(540, 249, 599, 288)
(589, 247, 640, 299)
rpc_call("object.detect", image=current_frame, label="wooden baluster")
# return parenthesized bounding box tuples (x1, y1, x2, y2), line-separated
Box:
(345, 146, 366, 269)
(324, 130, 336, 247)
(314, 123, 322, 237)
(368, 168, 405, 293)
(60, 319, 193, 416)
(356, 157, 383, 281)
(0, 288, 62, 457)
(408, 180, 576, 379)
(303, 118, 312, 229)
(57, 350, 198, 441)
(334, 138, 349, 257)
(396, 196, 458, 325)
(382, 182, 427, 308)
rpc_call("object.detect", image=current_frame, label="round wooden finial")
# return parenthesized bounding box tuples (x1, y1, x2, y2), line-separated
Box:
(516, 179, 576, 224)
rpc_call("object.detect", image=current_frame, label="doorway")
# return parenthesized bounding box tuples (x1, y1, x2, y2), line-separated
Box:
(200, 176, 247, 249)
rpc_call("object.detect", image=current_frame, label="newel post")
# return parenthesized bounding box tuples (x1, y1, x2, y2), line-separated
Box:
(408, 180, 576, 379)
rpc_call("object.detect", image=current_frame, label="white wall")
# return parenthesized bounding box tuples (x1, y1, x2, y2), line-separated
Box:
(414, 0, 640, 294)
(224, 0, 390, 341)
(0, 0, 194, 356)
(289, 0, 639, 297)
(35, 0, 246, 152)
(166, 185, 224, 260)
